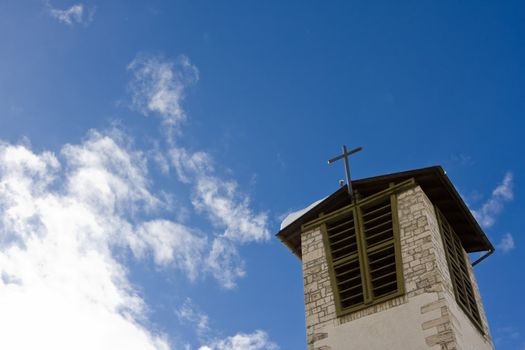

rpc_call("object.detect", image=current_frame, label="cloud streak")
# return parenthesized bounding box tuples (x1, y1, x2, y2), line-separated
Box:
(176, 298, 211, 341)
(496, 233, 515, 253)
(128, 54, 199, 133)
(128, 54, 270, 288)
(175, 299, 279, 350)
(170, 147, 270, 244)
(472, 172, 514, 228)
(199, 331, 279, 350)
(46, 2, 95, 26)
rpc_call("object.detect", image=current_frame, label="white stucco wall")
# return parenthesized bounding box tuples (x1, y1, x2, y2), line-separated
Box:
(446, 293, 493, 350)
(316, 293, 439, 350)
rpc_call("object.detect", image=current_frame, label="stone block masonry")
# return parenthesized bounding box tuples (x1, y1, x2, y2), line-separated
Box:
(301, 186, 493, 350)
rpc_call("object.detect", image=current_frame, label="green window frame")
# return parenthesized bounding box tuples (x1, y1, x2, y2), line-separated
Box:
(316, 185, 405, 317)
(436, 207, 483, 331)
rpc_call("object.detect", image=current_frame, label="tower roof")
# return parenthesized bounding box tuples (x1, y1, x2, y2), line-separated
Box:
(276, 166, 494, 259)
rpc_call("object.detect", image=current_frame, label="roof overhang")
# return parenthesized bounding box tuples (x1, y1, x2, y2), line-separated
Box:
(276, 166, 494, 259)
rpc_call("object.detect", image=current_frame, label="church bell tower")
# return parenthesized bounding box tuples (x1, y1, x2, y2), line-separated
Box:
(277, 165, 494, 350)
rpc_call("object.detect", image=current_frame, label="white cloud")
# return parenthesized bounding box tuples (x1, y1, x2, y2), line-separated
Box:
(0, 51, 275, 349)
(170, 147, 270, 244)
(61, 129, 160, 214)
(149, 141, 171, 175)
(124, 51, 277, 346)
(0, 127, 273, 349)
(132, 220, 206, 279)
(205, 237, 245, 289)
(127, 54, 199, 131)
(176, 300, 280, 350)
(127, 54, 270, 288)
(496, 233, 515, 253)
(171, 149, 270, 288)
(0, 127, 276, 348)
(47, 2, 95, 26)
(0, 133, 173, 349)
(164, 148, 269, 288)
(169, 147, 213, 183)
(193, 175, 269, 243)
(472, 172, 514, 228)
(176, 298, 211, 340)
(199, 331, 278, 350)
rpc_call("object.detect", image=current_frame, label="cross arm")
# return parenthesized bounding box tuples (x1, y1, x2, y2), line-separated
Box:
(327, 146, 363, 164)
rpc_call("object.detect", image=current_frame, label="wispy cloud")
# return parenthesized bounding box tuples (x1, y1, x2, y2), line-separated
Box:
(450, 153, 474, 167)
(176, 298, 211, 341)
(496, 233, 515, 253)
(128, 54, 199, 134)
(127, 54, 270, 288)
(472, 172, 514, 228)
(171, 147, 270, 244)
(0, 51, 276, 348)
(168, 138, 269, 289)
(494, 327, 521, 348)
(199, 331, 279, 350)
(205, 237, 246, 289)
(131, 220, 207, 278)
(175, 299, 280, 350)
(46, 2, 95, 26)
(0, 127, 273, 348)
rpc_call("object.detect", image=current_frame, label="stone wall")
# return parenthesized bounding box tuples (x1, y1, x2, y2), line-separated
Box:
(302, 226, 336, 348)
(301, 185, 493, 350)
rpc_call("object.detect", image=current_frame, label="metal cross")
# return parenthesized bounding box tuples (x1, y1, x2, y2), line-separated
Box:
(328, 145, 363, 201)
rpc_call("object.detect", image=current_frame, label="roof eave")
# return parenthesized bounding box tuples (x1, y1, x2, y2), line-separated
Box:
(276, 166, 494, 259)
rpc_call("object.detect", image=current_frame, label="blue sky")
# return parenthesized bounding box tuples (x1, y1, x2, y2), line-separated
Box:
(0, 1, 523, 349)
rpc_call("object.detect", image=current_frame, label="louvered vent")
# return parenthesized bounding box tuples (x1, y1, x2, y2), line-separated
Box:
(437, 209, 482, 327)
(321, 187, 405, 316)
(361, 197, 398, 298)
(326, 211, 364, 309)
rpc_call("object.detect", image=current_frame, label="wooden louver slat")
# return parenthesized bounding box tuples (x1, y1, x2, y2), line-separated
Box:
(326, 211, 364, 309)
(437, 209, 482, 328)
(361, 197, 398, 299)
